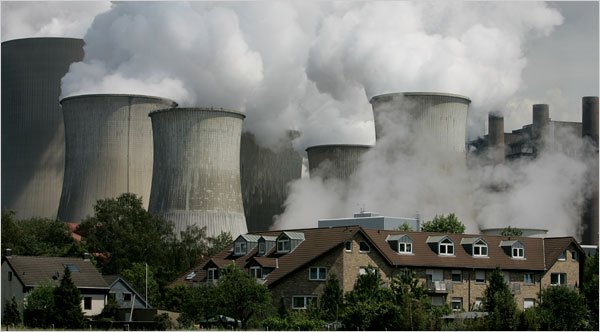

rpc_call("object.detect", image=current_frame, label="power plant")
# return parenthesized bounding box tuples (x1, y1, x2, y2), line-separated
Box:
(582, 96, 599, 246)
(305, 144, 371, 181)
(241, 131, 302, 232)
(148, 108, 248, 238)
(1, 38, 84, 219)
(58, 94, 177, 222)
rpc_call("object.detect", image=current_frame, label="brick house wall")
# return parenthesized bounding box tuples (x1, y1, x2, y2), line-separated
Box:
(541, 243, 582, 289)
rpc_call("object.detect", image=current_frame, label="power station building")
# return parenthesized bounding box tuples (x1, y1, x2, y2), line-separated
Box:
(148, 108, 248, 238)
(1, 37, 84, 219)
(58, 94, 177, 222)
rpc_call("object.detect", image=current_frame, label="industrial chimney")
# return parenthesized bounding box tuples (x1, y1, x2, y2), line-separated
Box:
(488, 113, 506, 163)
(58, 94, 177, 222)
(148, 108, 247, 238)
(1, 38, 84, 219)
(370, 92, 471, 153)
(240, 131, 302, 232)
(306, 144, 371, 181)
(532, 104, 550, 140)
(581, 96, 599, 246)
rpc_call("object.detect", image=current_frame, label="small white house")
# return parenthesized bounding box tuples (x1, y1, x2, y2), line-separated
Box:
(1, 251, 110, 318)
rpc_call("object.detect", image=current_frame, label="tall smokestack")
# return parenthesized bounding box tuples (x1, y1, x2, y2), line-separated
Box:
(488, 113, 506, 164)
(582, 96, 599, 246)
(148, 108, 247, 238)
(532, 104, 550, 139)
(58, 94, 177, 222)
(241, 131, 302, 232)
(370, 92, 471, 153)
(306, 144, 371, 181)
(1, 38, 84, 219)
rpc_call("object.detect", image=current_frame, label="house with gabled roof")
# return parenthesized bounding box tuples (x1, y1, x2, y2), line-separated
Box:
(103, 275, 150, 310)
(175, 226, 585, 311)
(1, 251, 110, 318)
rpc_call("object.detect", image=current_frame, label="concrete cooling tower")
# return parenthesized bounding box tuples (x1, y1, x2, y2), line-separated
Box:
(582, 96, 599, 246)
(1, 38, 84, 219)
(306, 144, 371, 181)
(148, 108, 247, 238)
(370, 92, 471, 153)
(58, 94, 177, 222)
(241, 131, 302, 232)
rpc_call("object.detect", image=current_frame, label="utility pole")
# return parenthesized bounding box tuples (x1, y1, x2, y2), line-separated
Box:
(145, 263, 148, 308)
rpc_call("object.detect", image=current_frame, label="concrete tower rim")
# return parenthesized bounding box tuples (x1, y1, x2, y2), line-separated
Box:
(149, 107, 246, 119)
(60, 94, 178, 107)
(305, 144, 373, 153)
(369, 92, 472, 104)
(1, 37, 84, 45)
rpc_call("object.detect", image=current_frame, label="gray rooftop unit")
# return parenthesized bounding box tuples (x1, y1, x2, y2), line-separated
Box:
(370, 92, 471, 153)
(305, 144, 371, 181)
(1, 37, 84, 219)
(318, 212, 420, 231)
(57, 94, 177, 222)
(148, 108, 247, 238)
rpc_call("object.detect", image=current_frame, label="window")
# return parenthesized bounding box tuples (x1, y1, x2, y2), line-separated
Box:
(473, 240, 488, 256)
(359, 241, 370, 253)
(398, 237, 413, 254)
(123, 293, 132, 302)
(475, 270, 485, 283)
(258, 242, 266, 255)
(250, 266, 262, 279)
(277, 238, 291, 253)
(309, 267, 327, 281)
(84, 297, 92, 310)
(344, 241, 352, 252)
(431, 296, 444, 306)
(234, 241, 247, 255)
(524, 298, 535, 309)
(359, 267, 377, 275)
(207, 268, 218, 282)
(571, 250, 578, 261)
(451, 297, 463, 311)
(439, 238, 454, 255)
(185, 271, 196, 280)
(451, 270, 462, 282)
(8, 271, 12, 281)
(550, 273, 566, 286)
(474, 298, 483, 310)
(64, 263, 80, 272)
(292, 296, 317, 309)
(524, 272, 535, 285)
(558, 250, 566, 261)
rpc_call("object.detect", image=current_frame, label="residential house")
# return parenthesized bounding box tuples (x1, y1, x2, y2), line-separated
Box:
(1, 252, 110, 318)
(177, 226, 585, 312)
(103, 275, 150, 310)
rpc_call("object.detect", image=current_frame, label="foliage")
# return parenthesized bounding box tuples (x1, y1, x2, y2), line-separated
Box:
(397, 223, 413, 231)
(517, 308, 541, 330)
(1, 210, 84, 257)
(153, 312, 173, 330)
(2, 296, 22, 326)
(390, 270, 435, 330)
(420, 213, 465, 233)
(262, 310, 324, 331)
(483, 267, 518, 330)
(537, 285, 590, 330)
(96, 294, 119, 321)
(176, 284, 218, 327)
(318, 273, 343, 322)
(53, 267, 84, 329)
(121, 262, 159, 307)
(23, 280, 55, 328)
(207, 231, 233, 256)
(500, 226, 523, 237)
(581, 252, 599, 330)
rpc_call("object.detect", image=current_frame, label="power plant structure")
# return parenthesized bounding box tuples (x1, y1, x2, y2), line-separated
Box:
(305, 144, 372, 181)
(581, 96, 599, 246)
(487, 113, 506, 164)
(369, 92, 471, 153)
(148, 108, 248, 238)
(58, 94, 177, 222)
(241, 131, 302, 232)
(1, 37, 84, 219)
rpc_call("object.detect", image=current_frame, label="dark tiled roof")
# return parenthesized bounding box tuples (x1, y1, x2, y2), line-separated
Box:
(3, 255, 109, 289)
(543, 237, 585, 268)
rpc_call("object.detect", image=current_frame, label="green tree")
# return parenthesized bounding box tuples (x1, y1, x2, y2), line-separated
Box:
(176, 284, 218, 328)
(420, 213, 466, 233)
(121, 262, 159, 307)
(214, 264, 272, 329)
(581, 253, 599, 330)
(500, 226, 523, 237)
(23, 280, 55, 328)
(483, 267, 518, 330)
(318, 273, 343, 322)
(208, 231, 233, 256)
(537, 286, 589, 330)
(397, 223, 413, 231)
(517, 308, 541, 330)
(96, 294, 119, 321)
(390, 270, 437, 330)
(2, 296, 22, 326)
(53, 267, 84, 329)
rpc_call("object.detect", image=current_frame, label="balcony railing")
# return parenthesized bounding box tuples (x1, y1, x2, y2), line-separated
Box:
(426, 280, 453, 293)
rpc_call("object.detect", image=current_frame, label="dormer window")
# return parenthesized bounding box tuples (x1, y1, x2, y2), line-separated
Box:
(461, 238, 488, 257)
(258, 242, 266, 254)
(473, 240, 488, 257)
(276, 232, 305, 254)
(234, 242, 247, 255)
(386, 235, 413, 254)
(233, 234, 261, 256)
(512, 247, 524, 258)
(277, 238, 291, 252)
(439, 238, 454, 255)
(501, 240, 525, 259)
(257, 236, 277, 256)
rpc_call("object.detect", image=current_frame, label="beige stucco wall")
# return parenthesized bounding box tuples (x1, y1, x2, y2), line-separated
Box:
(81, 293, 106, 316)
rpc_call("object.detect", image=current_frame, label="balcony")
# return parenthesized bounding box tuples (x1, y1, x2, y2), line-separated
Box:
(426, 280, 453, 293)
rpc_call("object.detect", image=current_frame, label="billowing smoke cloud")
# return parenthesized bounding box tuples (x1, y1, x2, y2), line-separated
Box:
(0, 1, 111, 41)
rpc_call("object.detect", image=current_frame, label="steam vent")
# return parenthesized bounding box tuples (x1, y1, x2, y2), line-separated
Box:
(370, 92, 471, 153)
(306, 144, 372, 181)
(57, 94, 177, 222)
(241, 131, 302, 232)
(1, 37, 84, 219)
(148, 108, 247, 238)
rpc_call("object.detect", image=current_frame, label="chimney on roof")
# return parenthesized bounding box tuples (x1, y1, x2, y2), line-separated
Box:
(83, 252, 90, 261)
(3, 248, 12, 257)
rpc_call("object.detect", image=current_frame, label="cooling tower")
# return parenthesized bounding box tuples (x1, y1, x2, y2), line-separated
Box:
(58, 94, 177, 222)
(1, 38, 84, 219)
(241, 131, 302, 232)
(488, 113, 506, 163)
(532, 104, 550, 139)
(370, 92, 471, 153)
(148, 108, 247, 238)
(582, 96, 599, 246)
(306, 144, 371, 181)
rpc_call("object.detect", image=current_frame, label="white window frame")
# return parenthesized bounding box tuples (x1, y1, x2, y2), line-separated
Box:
(398, 236, 413, 254)
(558, 250, 566, 261)
(524, 298, 535, 309)
(475, 270, 485, 283)
(359, 241, 370, 253)
(439, 238, 454, 255)
(511, 242, 525, 258)
(345, 241, 352, 252)
(451, 297, 462, 311)
(292, 296, 317, 309)
(207, 268, 218, 282)
(473, 240, 488, 257)
(474, 297, 483, 310)
(359, 267, 377, 276)
(258, 242, 266, 255)
(524, 272, 535, 285)
(309, 267, 327, 281)
(550, 273, 566, 286)
(250, 266, 262, 279)
(277, 238, 291, 253)
(234, 241, 247, 255)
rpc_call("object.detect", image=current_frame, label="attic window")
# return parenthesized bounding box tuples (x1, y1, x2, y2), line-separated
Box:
(500, 240, 525, 259)
(258, 242, 266, 255)
(558, 250, 566, 261)
(387, 235, 413, 254)
(439, 238, 454, 255)
(359, 241, 370, 253)
(64, 264, 80, 272)
(277, 238, 291, 253)
(234, 241, 247, 256)
(473, 240, 488, 257)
